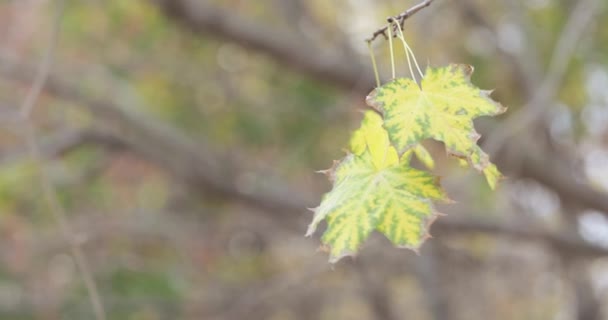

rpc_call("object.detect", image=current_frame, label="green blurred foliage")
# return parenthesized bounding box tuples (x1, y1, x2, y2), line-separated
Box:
(0, 0, 606, 319)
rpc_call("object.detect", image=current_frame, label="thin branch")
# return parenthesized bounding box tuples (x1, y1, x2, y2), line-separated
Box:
(357, 262, 399, 320)
(433, 216, 608, 258)
(413, 243, 449, 320)
(0, 129, 124, 166)
(22, 128, 107, 320)
(156, 0, 373, 90)
(13, 1, 107, 319)
(483, 0, 602, 155)
(17, 0, 62, 119)
(365, 0, 435, 43)
(212, 258, 328, 319)
(455, 0, 538, 96)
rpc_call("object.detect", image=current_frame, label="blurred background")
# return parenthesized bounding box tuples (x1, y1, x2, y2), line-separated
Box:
(0, 0, 607, 319)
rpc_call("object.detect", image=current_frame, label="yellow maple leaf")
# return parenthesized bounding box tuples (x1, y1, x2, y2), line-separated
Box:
(366, 64, 506, 188)
(307, 112, 446, 262)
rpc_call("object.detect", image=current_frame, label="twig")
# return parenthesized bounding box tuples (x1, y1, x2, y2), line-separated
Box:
(483, 0, 602, 155)
(23, 129, 107, 320)
(412, 243, 449, 320)
(212, 257, 328, 319)
(358, 263, 399, 320)
(455, 0, 537, 95)
(157, 0, 371, 89)
(15, 1, 107, 319)
(18, 2, 61, 119)
(0, 129, 124, 166)
(365, 0, 435, 43)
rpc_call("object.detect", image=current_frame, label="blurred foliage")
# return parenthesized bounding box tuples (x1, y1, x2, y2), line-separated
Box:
(0, 0, 607, 319)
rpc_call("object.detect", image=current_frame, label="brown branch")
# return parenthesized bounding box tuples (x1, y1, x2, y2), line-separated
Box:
(454, 0, 538, 97)
(1, 60, 607, 259)
(152, 0, 608, 218)
(155, 0, 374, 90)
(517, 144, 608, 219)
(13, 0, 107, 319)
(412, 243, 449, 320)
(0, 129, 124, 165)
(0, 59, 317, 216)
(358, 263, 399, 320)
(433, 217, 608, 258)
(483, 0, 603, 155)
(366, 0, 435, 43)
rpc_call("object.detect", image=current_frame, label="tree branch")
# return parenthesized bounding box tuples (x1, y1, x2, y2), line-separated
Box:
(366, 0, 435, 43)
(152, 0, 608, 218)
(0, 129, 124, 166)
(434, 216, 608, 258)
(1, 60, 607, 259)
(13, 0, 107, 318)
(483, 0, 602, 154)
(0, 58, 317, 215)
(155, 0, 374, 91)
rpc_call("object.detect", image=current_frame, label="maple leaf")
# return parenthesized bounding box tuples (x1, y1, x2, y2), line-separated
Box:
(366, 64, 506, 188)
(307, 112, 446, 262)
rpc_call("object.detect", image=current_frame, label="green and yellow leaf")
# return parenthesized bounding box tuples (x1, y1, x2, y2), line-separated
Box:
(307, 112, 446, 262)
(366, 64, 506, 188)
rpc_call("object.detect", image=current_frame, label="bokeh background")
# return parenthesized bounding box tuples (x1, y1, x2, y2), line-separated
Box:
(0, 0, 608, 319)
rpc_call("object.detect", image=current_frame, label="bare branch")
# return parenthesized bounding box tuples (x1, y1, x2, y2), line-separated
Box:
(454, 0, 538, 96)
(14, 0, 107, 319)
(0, 59, 318, 216)
(484, 0, 603, 154)
(358, 263, 399, 320)
(2, 60, 607, 259)
(155, 0, 373, 90)
(412, 243, 449, 320)
(17, 0, 61, 119)
(0, 129, 124, 166)
(150, 0, 608, 219)
(434, 216, 608, 258)
(365, 0, 435, 43)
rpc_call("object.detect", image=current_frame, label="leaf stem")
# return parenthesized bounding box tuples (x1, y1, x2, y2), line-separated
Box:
(387, 25, 395, 79)
(390, 19, 416, 84)
(394, 20, 424, 80)
(367, 42, 381, 87)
